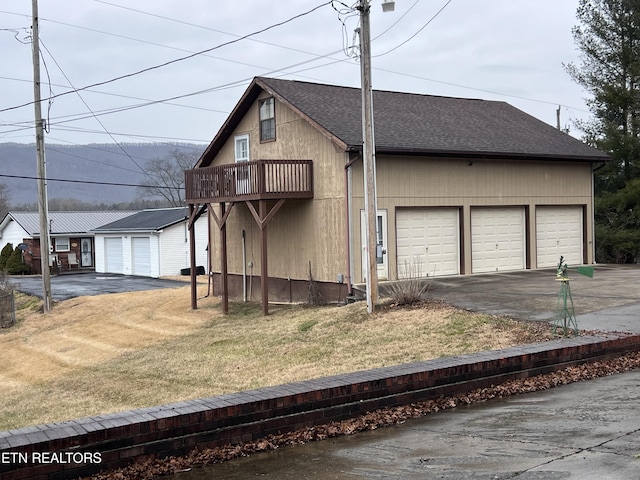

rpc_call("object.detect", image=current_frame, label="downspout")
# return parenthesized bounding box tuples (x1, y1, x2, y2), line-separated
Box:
(242, 229, 247, 302)
(345, 152, 360, 297)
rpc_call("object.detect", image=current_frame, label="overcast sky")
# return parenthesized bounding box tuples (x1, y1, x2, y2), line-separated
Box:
(0, 0, 589, 148)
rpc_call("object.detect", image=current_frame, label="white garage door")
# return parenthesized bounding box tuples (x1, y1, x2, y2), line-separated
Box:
(396, 208, 459, 277)
(104, 237, 123, 274)
(536, 206, 583, 268)
(132, 237, 151, 276)
(472, 208, 525, 273)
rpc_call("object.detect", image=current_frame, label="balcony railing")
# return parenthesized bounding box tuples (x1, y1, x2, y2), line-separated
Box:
(185, 159, 313, 203)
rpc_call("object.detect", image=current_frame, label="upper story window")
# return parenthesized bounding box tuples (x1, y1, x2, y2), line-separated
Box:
(259, 98, 275, 142)
(234, 134, 249, 162)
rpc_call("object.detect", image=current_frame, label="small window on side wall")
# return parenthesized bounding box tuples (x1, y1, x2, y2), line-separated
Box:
(259, 98, 275, 142)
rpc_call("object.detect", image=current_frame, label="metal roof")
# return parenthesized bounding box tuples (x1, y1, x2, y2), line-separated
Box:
(92, 207, 189, 232)
(4, 211, 139, 236)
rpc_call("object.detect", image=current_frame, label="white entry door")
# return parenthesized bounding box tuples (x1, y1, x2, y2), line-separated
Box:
(234, 134, 250, 195)
(361, 209, 388, 281)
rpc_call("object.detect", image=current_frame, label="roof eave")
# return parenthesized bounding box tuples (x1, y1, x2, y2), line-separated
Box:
(357, 145, 612, 163)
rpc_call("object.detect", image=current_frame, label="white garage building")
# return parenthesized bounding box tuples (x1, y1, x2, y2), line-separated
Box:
(93, 207, 208, 278)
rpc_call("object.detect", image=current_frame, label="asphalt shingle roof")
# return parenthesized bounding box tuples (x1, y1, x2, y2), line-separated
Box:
(92, 207, 189, 232)
(255, 77, 608, 161)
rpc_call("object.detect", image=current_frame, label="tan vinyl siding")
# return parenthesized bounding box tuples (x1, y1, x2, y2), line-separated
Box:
(208, 94, 347, 283)
(351, 156, 594, 280)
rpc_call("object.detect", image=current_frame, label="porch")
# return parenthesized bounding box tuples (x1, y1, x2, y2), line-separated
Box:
(185, 159, 313, 203)
(185, 160, 314, 315)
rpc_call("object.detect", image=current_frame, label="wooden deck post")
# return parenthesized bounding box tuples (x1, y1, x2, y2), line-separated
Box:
(220, 202, 229, 314)
(188, 204, 197, 310)
(259, 199, 268, 315)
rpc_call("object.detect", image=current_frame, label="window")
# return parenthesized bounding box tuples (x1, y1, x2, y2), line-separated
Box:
(234, 134, 251, 194)
(234, 134, 249, 162)
(55, 237, 70, 252)
(259, 98, 275, 142)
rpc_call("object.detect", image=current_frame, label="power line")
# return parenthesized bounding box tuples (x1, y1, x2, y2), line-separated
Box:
(0, 2, 333, 115)
(0, 173, 178, 190)
(39, 38, 148, 175)
(373, 0, 454, 58)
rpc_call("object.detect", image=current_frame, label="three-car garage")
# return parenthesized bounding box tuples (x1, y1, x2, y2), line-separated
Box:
(392, 205, 585, 277)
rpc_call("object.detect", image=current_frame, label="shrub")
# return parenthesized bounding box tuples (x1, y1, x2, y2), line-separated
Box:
(5, 247, 29, 275)
(0, 242, 13, 270)
(385, 260, 431, 306)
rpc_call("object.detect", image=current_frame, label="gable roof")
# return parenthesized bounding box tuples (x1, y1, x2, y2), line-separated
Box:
(197, 76, 609, 167)
(1, 211, 138, 237)
(92, 207, 190, 233)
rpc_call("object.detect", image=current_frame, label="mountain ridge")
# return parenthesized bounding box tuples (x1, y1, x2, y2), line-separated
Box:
(0, 142, 205, 207)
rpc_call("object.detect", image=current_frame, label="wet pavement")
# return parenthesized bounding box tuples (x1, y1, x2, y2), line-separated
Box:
(11, 272, 187, 300)
(175, 370, 640, 479)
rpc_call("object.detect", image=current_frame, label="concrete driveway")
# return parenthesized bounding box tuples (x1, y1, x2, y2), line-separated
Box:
(421, 264, 640, 333)
(11, 273, 188, 301)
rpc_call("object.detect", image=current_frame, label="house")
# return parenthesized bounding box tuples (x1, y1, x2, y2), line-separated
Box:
(185, 77, 610, 313)
(0, 211, 136, 273)
(93, 207, 208, 278)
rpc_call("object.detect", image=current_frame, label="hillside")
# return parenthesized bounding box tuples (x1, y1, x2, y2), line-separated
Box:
(0, 142, 206, 207)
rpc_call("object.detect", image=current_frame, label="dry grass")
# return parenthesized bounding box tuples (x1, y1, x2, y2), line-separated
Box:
(0, 285, 551, 431)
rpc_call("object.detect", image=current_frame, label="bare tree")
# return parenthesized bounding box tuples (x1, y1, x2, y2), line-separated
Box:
(0, 183, 10, 219)
(137, 149, 199, 207)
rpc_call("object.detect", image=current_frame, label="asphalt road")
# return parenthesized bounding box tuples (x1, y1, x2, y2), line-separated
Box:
(11, 273, 187, 300)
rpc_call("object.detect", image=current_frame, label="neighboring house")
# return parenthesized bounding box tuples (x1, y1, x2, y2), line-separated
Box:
(93, 207, 208, 278)
(185, 76, 610, 313)
(0, 211, 136, 273)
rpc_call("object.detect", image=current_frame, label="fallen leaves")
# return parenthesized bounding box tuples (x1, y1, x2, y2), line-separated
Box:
(87, 351, 640, 480)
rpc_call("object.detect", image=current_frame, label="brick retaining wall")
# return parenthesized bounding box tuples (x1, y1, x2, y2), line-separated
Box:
(1, 334, 639, 480)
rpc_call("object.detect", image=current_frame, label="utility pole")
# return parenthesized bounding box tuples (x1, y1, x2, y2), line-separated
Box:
(358, 0, 379, 313)
(31, 0, 52, 312)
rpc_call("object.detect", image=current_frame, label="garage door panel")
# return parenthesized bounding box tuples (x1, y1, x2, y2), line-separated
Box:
(536, 207, 583, 268)
(472, 208, 525, 273)
(132, 237, 151, 277)
(105, 237, 123, 274)
(396, 208, 459, 277)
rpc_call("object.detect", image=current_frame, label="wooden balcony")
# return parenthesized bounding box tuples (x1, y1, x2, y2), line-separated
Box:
(185, 159, 314, 204)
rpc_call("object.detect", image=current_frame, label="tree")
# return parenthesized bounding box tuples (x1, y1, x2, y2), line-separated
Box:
(566, 0, 640, 192)
(5, 246, 28, 275)
(137, 149, 199, 207)
(0, 183, 9, 220)
(0, 243, 13, 271)
(566, 0, 640, 262)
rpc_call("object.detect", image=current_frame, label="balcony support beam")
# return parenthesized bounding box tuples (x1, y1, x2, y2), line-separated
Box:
(245, 198, 286, 315)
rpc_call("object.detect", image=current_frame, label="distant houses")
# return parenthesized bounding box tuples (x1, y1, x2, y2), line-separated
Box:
(0, 208, 208, 277)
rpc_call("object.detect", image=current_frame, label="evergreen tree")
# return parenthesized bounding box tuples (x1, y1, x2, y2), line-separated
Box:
(0, 243, 13, 271)
(566, 0, 640, 262)
(5, 247, 28, 275)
